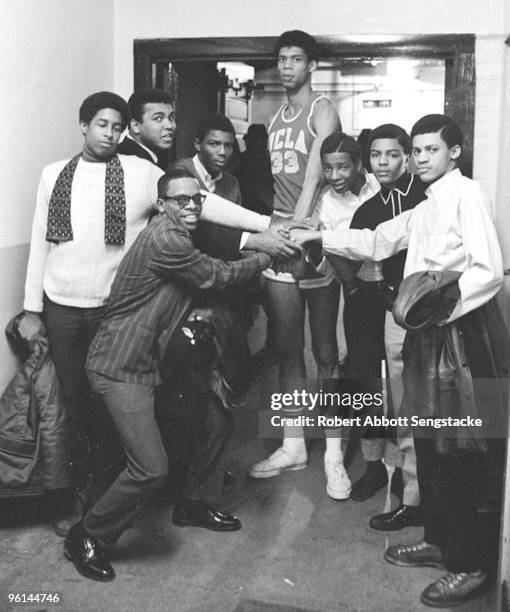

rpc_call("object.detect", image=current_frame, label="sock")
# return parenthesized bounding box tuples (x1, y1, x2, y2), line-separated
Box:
(324, 434, 343, 463)
(282, 426, 306, 456)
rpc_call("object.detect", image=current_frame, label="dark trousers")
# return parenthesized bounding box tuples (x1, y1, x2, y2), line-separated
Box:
(414, 436, 504, 573)
(156, 384, 233, 502)
(184, 396, 233, 499)
(43, 296, 114, 489)
(343, 282, 387, 440)
(83, 372, 168, 546)
(343, 281, 387, 378)
(155, 315, 235, 502)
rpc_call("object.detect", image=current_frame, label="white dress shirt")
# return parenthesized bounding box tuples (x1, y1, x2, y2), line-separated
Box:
(315, 172, 382, 282)
(321, 169, 503, 322)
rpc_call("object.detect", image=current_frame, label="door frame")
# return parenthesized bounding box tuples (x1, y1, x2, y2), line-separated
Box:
(134, 34, 476, 176)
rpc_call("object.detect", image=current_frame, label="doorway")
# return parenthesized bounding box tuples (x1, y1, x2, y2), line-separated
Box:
(134, 34, 475, 175)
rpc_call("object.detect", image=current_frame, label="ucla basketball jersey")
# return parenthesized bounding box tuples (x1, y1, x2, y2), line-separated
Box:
(268, 94, 334, 215)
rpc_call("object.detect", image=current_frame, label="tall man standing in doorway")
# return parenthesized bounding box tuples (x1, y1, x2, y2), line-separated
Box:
(249, 31, 345, 499)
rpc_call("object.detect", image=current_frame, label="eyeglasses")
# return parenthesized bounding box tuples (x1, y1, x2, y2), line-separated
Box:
(162, 193, 206, 209)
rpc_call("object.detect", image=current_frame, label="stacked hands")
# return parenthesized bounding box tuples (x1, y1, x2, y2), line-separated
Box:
(259, 217, 321, 276)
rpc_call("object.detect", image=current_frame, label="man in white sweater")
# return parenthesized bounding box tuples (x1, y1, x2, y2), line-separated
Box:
(22, 91, 157, 534)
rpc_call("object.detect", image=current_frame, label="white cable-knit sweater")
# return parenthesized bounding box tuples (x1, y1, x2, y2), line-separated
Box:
(24, 154, 270, 312)
(24, 155, 164, 311)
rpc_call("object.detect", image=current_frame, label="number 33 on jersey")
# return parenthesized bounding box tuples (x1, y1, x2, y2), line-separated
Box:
(269, 130, 306, 175)
(268, 94, 335, 215)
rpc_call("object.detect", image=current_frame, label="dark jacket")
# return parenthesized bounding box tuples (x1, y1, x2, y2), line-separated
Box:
(395, 276, 510, 453)
(0, 314, 72, 496)
(117, 137, 168, 169)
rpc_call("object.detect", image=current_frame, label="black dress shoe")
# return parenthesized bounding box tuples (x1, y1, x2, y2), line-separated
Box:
(64, 523, 115, 582)
(172, 499, 241, 531)
(384, 540, 444, 569)
(369, 504, 423, 531)
(350, 460, 388, 501)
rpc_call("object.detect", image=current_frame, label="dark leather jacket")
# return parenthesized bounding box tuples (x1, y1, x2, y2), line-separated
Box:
(394, 274, 509, 453)
(0, 314, 72, 496)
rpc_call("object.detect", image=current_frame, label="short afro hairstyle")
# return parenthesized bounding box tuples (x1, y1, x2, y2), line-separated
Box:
(157, 167, 197, 198)
(411, 114, 463, 148)
(368, 123, 411, 155)
(128, 88, 174, 122)
(274, 30, 320, 63)
(195, 113, 236, 142)
(320, 132, 361, 165)
(79, 92, 128, 130)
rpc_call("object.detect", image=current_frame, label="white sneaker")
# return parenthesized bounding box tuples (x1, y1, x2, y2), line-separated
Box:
(324, 459, 351, 500)
(248, 447, 308, 479)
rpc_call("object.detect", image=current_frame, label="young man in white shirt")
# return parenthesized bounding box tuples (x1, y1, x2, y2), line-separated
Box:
(313, 132, 380, 499)
(290, 114, 507, 608)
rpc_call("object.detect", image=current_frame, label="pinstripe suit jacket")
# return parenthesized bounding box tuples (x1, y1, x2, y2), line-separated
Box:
(85, 210, 270, 386)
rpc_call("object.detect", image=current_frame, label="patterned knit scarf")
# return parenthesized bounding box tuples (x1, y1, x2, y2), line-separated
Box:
(46, 153, 126, 246)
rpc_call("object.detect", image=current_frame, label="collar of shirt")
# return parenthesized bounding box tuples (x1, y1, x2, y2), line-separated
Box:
(379, 172, 414, 205)
(193, 155, 222, 192)
(359, 170, 380, 198)
(325, 171, 379, 205)
(126, 134, 158, 164)
(425, 168, 462, 201)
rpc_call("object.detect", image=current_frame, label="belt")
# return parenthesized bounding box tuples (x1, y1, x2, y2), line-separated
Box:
(355, 279, 386, 288)
(344, 278, 387, 298)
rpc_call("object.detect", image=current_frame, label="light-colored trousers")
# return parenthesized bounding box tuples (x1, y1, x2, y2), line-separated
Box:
(361, 310, 420, 506)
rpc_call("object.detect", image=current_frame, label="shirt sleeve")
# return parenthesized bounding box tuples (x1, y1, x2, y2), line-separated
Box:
(200, 191, 271, 232)
(23, 169, 52, 312)
(314, 192, 336, 231)
(321, 208, 413, 262)
(148, 224, 271, 290)
(446, 183, 503, 322)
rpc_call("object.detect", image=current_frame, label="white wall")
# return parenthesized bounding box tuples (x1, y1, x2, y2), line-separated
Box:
(112, 0, 504, 97)
(0, 0, 114, 392)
